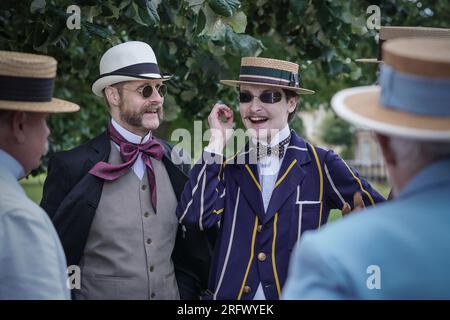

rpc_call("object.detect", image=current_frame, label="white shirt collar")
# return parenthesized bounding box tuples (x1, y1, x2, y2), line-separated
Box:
(251, 125, 290, 147)
(0, 149, 26, 180)
(111, 118, 151, 144)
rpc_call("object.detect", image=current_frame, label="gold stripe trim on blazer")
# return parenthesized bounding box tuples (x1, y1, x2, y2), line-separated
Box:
(237, 216, 259, 299)
(272, 212, 282, 298)
(274, 159, 298, 189)
(245, 164, 262, 191)
(341, 160, 376, 206)
(310, 144, 324, 229)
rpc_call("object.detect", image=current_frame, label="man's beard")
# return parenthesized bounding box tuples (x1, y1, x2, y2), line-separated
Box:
(119, 103, 163, 128)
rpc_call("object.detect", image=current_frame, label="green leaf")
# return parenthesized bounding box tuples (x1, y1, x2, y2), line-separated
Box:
(163, 94, 181, 121)
(207, 0, 240, 17)
(195, 8, 206, 35)
(124, 2, 146, 25)
(119, 0, 132, 10)
(86, 5, 103, 23)
(100, 2, 120, 19)
(32, 24, 49, 50)
(101, 5, 114, 17)
(289, 0, 307, 15)
(223, 11, 246, 33)
(198, 5, 226, 41)
(134, 0, 161, 25)
(47, 20, 66, 45)
(186, 0, 205, 15)
(84, 21, 111, 39)
(180, 88, 198, 102)
(144, 0, 161, 25)
(168, 42, 178, 55)
(225, 27, 264, 56)
(30, 0, 46, 14)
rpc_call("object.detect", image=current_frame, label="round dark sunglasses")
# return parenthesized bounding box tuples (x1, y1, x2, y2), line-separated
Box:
(123, 84, 167, 98)
(239, 91, 282, 104)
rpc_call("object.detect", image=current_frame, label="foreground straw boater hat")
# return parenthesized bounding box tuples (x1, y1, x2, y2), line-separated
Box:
(0, 51, 79, 113)
(332, 38, 450, 141)
(220, 56, 315, 94)
(92, 41, 172, 97)
(356, 26, 450, 64)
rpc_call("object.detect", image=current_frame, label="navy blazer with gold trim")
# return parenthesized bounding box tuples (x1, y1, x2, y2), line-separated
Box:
(176, 131, 385, 300)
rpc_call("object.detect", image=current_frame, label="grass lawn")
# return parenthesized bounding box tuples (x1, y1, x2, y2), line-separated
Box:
(20, 174, 46, 204)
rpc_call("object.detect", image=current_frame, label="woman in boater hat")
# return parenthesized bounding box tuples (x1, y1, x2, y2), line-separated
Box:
(177, 56, 385, 300)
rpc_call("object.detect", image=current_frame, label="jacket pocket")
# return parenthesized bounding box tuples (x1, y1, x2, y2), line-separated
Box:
(297, 201, 322, 235)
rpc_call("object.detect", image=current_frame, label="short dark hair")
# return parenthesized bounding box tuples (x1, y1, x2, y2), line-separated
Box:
(283, 89, 298, 123)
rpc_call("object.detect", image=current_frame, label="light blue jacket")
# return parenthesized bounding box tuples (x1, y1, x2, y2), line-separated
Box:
(283, 158, 450, 299)
(0, 160, 70, 300)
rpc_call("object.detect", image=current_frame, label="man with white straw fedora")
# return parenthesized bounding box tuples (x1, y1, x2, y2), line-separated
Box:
(283, 38, 450, 299)
(0, 51, 79, 299)
(41, 41, 215, 300)
(177, 56, 384, 300)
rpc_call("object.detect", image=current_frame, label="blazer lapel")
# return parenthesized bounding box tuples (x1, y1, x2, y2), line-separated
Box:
(263, 132, 311, 224)
(162, 155, 188, 201)
(77, 131, 110, 209)
(228, 146, 266, 222)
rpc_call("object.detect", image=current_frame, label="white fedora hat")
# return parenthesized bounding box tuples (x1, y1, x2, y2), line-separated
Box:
(333, 38, 450, 141)
(92, 41, 172, 97)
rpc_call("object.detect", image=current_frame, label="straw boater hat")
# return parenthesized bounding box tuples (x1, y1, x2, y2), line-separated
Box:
(0, 51, 79, 112)
(356, 26, 450, 63)
(92, 41, 172, 97)
(220, 57, 315, 94)
(332, 38, 450, 141)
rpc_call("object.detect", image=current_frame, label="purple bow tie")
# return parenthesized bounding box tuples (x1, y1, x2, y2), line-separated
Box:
(89, 122, 164, 211)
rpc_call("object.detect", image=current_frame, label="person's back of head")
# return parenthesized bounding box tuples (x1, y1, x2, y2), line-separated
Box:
(332, 37, 450, 196)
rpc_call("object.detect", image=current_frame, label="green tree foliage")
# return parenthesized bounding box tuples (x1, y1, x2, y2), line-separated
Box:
(0, 0, 449, 172)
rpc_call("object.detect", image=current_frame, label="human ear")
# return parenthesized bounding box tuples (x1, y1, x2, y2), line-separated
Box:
(11, 111, 28, 144)
(104, 86, 122, 107)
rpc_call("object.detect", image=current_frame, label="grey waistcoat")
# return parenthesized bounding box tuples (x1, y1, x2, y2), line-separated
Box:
(74, 142, 179, 300)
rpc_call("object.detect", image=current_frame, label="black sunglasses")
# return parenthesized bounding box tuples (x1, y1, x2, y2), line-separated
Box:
(239, 91, 283, 104)
(122, 84, 167, 98)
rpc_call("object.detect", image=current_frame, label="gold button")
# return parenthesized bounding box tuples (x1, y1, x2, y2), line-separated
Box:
(258, 252, 267, 261)
(243, 286, 251, 294)
(257, 225, 262, 232)
(142, 185, 147, 191)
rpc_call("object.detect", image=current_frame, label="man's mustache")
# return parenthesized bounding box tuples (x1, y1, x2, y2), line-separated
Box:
(141, 105, 162, 113)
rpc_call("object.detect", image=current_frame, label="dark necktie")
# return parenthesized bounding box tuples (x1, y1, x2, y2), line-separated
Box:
(89, 122, 164, 211)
